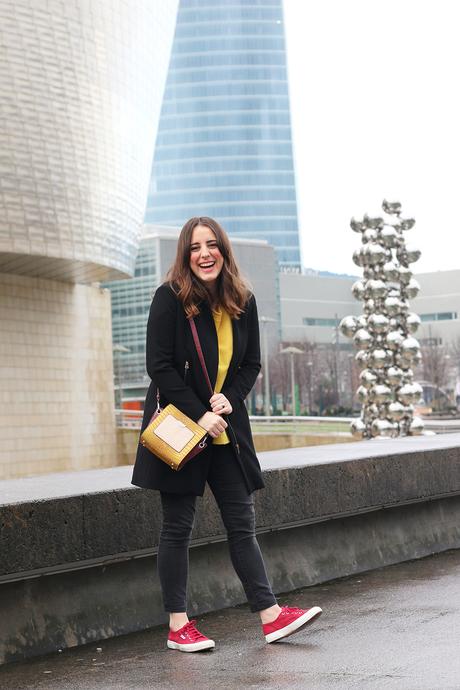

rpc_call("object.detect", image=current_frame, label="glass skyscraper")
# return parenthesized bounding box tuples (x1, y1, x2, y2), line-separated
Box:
(145, 0, 301, 268)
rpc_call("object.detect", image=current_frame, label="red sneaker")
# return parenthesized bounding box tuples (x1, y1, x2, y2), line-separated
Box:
(167, 620, 215, 652)
(263, 605, 322, 643)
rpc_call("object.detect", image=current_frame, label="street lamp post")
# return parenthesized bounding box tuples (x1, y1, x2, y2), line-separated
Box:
(112, 343, 130, 409)
(280, 346, 305, 415)
(307, 360, 313, 413)
(333, 312, 340, 406)
(259, 316, 276, 416)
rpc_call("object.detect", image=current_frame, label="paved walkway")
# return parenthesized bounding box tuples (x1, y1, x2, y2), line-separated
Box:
(2, 549, 460, 690)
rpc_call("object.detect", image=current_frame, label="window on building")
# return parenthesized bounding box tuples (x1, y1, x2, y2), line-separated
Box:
(420, 312, 457, 322)
(303, 317, 338, 327)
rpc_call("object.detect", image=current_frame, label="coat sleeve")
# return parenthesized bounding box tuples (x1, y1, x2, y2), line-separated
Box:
(221, 293, 261, 408)
(146, 284, 208, 422)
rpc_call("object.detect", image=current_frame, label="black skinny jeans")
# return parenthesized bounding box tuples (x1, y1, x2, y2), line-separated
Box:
(158, 443, 277, 613)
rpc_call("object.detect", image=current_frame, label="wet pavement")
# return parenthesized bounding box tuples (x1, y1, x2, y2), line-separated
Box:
(2, 549, 460, 690)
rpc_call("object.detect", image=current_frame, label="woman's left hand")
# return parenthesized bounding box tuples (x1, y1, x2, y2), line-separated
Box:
(210, 393, 232, 415)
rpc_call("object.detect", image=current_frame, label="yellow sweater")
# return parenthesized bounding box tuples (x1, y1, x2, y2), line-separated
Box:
(211, 307, 233, 445)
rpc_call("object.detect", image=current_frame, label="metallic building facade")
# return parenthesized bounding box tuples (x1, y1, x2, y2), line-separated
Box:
(145, 0, 301, 269)
(0, 0, 178, 283)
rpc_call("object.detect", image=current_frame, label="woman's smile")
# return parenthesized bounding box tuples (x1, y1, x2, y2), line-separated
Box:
(189, 225, 224, 285)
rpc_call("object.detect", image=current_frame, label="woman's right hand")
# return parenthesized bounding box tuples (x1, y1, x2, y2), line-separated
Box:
(197, 411, 228, 438)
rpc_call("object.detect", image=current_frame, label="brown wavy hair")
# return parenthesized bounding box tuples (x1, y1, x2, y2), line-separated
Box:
(165, 216, 251, 318)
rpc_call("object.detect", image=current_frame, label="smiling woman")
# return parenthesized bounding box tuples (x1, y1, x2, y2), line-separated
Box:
(131, 215, 323, 651)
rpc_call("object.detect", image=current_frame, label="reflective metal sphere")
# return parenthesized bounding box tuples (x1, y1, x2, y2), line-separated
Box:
(379, 225, 398, 248)
(365, 403, 380, 418)
(387, 401, 405, 421)
(397, 383, 421, 405)
(382, 199, 402, 215)
(364, 214, 384, 229)
(357, 385, 368, 402)
(350, 216, 366, 232)
(355, 350, 369, 368)
(398, 266, 413, 284)
(367, 313, 390, 334)
(369, 384, 392, 404)
(401, 337, 421, 360)
(353, 248, 365, 267)
(363, 228, 378, 243)
(411, 382, 423, 401)
(405, 246, 422, 263)
(352, 280, 366, 300)
(401, 404, 414, 415)
(387, 366, 404, 385)
(382, 261, 400, 282)
(399, 215, 416, 230)
(350, 418, 366, 439)
(384, 296, 402, 316)
(395, 353, 412, 370)
(401, 369, 414, 383)
(371, 418, 396, 437)
(364, 244, 389, 266)
(368, 348, 390, 369)
(399, 299, 410, 313)
(353, 329, 373, 350)
(405, 278, 421, 299)
(412, 350, 423, 366)
(339, 315, 358, 338)
(409, 416, 425, 435)
(406, 312, 421, 333)
(363, 299, 376, 314)
(365, 279, 388, 299)
(397, 245, 421, 264)
(360, 369, 378, 389)
(386, 330, 404, 350)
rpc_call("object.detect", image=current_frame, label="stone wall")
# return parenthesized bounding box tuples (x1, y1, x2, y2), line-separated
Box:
(0, 273, 117, 479)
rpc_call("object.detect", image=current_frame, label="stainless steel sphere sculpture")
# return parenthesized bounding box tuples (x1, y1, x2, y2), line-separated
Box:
(340, 200, 424, 439)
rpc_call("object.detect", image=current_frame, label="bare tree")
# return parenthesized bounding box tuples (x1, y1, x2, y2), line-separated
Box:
(419, 333, 449, 389)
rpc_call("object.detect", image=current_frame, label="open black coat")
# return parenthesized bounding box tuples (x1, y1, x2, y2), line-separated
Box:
(131, 283, 265, 496)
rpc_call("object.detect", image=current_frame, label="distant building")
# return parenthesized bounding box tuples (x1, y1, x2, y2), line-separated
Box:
(279, 269, 460, 348)
(145, 0, 301, 269)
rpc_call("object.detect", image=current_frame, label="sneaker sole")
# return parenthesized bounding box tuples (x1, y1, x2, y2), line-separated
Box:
(167, 639, 215, 652)
(265, 606, 323, 643)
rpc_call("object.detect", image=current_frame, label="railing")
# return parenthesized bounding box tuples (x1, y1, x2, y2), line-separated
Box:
(115, 410, 460, 435)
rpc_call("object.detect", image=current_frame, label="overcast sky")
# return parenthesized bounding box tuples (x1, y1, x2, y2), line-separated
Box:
(283, 0, 460, 275)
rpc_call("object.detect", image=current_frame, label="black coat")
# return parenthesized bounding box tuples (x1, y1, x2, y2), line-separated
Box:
(131, 283, 265, 496)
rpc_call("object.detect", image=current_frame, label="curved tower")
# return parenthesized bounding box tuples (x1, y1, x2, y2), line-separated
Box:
(146, 0, 301, 268)
(0, 0, 177, 282)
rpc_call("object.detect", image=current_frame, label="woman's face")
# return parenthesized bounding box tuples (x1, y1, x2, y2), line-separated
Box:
(189, 224, 224, 286)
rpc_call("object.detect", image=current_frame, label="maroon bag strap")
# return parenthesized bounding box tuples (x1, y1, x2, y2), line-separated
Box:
(189, 317, 214, 397)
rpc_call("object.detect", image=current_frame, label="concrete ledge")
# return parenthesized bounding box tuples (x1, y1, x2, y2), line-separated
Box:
(1, 434, 460, 663)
